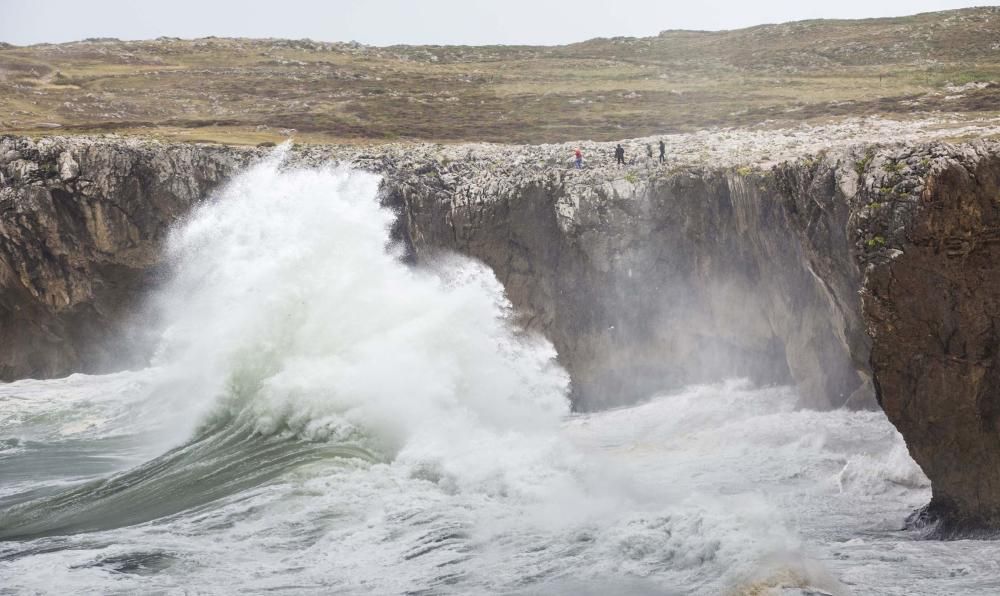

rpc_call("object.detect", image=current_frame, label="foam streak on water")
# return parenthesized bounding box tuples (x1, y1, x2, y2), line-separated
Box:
(3, 154, 1000, 595)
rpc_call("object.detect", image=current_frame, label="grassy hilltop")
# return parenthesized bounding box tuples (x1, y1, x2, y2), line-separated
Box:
(2, 7, 1000, 144)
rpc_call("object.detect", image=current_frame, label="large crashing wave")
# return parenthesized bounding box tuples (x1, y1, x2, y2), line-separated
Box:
(154, 146, 570, 451)
(2, 149, 915, 595)
(0, 148, 571, 539)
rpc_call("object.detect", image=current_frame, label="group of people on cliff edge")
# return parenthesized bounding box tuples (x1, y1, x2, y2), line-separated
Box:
(574, 140, 666, 169)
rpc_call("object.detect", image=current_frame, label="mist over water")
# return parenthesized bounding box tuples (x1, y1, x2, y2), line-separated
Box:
(2, 153, 999, 594)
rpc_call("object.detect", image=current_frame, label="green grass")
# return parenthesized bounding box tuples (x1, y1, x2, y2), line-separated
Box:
(855, 151, 876, 175)
(867, 236, 887, 249)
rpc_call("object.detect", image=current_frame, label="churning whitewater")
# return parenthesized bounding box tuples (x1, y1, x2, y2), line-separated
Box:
(3, 152, 1000, 595)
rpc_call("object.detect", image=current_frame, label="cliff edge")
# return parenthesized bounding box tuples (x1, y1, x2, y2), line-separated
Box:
(3, 130, 1000, 536)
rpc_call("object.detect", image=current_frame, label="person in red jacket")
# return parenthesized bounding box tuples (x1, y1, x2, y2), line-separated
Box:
(574, 148, 583, 169)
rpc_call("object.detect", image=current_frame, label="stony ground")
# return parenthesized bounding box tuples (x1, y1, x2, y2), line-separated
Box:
(8, 114, 999, 191)
(2, 7, 1000, 144)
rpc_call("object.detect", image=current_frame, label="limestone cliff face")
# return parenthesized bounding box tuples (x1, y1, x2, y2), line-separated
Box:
(0, 136, 257, 378)
(4, 135, 1000, 536)
(381, 161, 870, 411)
(861, 144, 1000, 537)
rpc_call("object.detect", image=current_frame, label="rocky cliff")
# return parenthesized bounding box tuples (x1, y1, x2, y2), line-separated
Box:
(0, 137, 259, 379)
(380, 156, 871, 412)
(862, 144, 1000, 537)
(3, 132, 1000, 536)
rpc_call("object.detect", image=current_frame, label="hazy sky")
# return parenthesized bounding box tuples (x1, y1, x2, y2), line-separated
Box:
(1, 0, 994, 46)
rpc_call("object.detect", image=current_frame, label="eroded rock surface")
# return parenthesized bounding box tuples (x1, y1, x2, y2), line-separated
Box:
(381, 161, 869, 411)
(0, 136, 256, 378)
(861, 144, 1000, 537)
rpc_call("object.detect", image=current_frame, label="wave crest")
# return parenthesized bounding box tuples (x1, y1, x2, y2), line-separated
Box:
(151, 154, 570, 465)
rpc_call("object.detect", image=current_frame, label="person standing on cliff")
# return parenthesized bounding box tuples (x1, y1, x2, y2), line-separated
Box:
(659, 140, 666, 163)
(574, 147, 583, 169)
(615, 144, 625, 166)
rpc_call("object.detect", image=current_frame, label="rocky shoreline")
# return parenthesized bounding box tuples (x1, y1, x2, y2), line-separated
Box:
(3, 126, 1000, 536)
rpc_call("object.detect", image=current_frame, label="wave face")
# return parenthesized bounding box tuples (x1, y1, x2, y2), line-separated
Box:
(153, 149, 571, 447)
(1, 153, 996, 595)
(0, 149, 571, 539)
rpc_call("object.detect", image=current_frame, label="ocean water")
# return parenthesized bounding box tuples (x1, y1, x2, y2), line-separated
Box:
(2, 151, 999, 595)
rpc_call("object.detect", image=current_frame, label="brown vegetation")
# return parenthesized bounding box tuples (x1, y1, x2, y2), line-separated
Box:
(2, 7, 1000, 144)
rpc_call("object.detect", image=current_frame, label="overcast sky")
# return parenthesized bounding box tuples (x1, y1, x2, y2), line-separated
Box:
(1, 0, 994, 46)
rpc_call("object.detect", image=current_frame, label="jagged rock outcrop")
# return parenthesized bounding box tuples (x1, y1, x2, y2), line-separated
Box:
(380, 162, 869, 411)
(4, 134, 1000, 536)
(0, 136, 257, 378)
(861, 144, 1000, 537)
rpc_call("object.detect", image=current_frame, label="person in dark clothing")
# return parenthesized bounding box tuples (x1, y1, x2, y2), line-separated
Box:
(659, 140, 666, 163)
(614, 144, 625, 166)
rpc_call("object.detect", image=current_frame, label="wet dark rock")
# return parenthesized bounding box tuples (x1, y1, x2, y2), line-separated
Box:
(864, 143, 1000, 538)
(0, 136, 258, 379)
